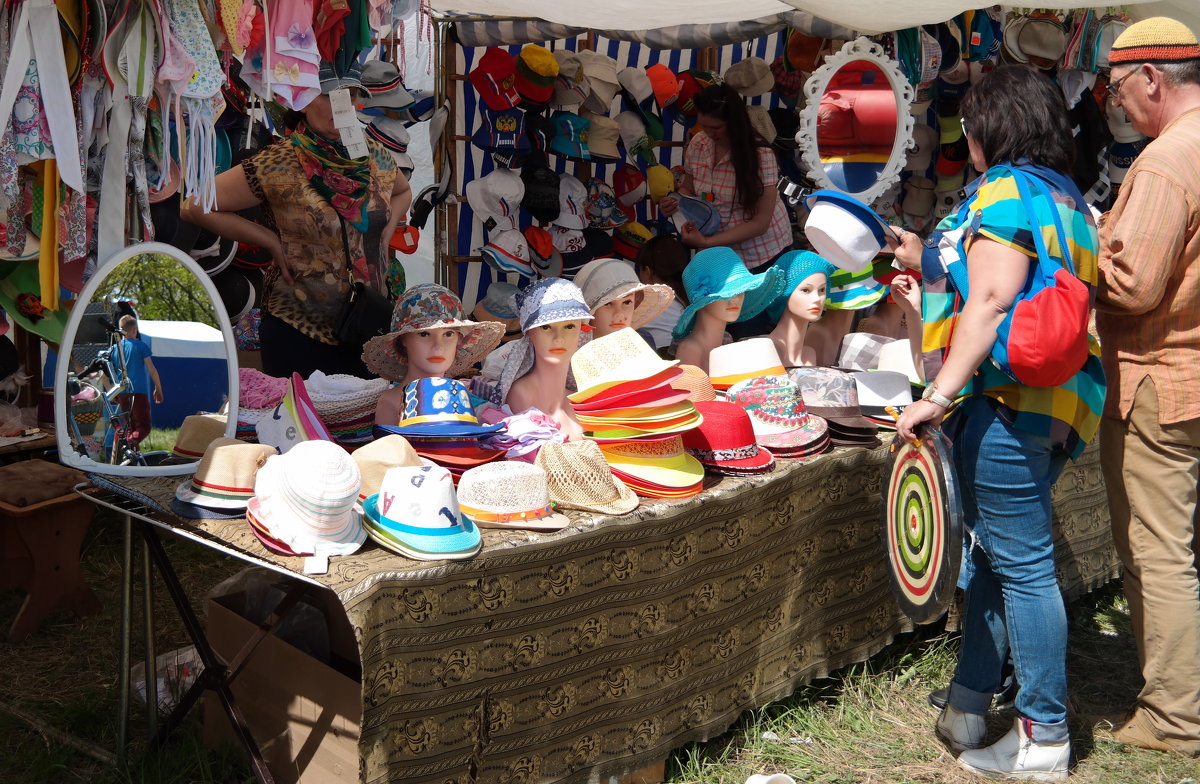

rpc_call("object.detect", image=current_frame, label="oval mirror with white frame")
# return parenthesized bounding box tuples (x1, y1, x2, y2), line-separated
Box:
(55, 242, 240, 477)
(796, 37, 916, 206)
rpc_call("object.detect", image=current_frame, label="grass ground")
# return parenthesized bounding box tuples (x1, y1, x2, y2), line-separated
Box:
(1, 515, 1195, 783)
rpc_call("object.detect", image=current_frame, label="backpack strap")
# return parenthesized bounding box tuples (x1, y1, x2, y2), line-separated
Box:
(1006, 165, 1076, 278)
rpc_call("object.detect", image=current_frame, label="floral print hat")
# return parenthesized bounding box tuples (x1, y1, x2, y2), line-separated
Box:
(362, 284, 504, 382)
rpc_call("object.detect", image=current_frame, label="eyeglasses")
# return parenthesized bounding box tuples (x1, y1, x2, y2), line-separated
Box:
(1107, 71, 1134, 101)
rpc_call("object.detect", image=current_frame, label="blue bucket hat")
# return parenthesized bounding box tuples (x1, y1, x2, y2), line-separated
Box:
(672, 247, 784, 341)
(768, 250, 839, 320)
(376, 377, 504, 438)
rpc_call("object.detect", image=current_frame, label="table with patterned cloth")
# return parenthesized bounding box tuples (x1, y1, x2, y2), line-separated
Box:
(106, 437, 1118, 784)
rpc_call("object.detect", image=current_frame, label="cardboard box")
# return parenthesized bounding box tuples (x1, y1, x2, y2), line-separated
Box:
(202, 585, 362, 784)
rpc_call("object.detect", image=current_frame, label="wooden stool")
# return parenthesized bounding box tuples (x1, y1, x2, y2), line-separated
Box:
(0, 460, 101, 642)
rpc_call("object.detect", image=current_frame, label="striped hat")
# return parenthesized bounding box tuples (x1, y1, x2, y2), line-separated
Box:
(1108, 17, 1200, 65)
(172, 438, 277, 518)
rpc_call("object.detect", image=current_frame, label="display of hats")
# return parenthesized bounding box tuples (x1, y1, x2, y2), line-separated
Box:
(520, 156, 562, 224)
(535, 440, 639, 515)
(645, 63, 679, 109)
(549, 223, 587, 254)
(305, 371, 389, 448)
(613, 165, 648, 220)
(553, 50, 589, 107)
(478, 228, 534, 278)
(574, 258, 673, 329)
(377, 377, 504, 438)
(582, 178, 627, 229)
(724, 56, 773, 97)
(1009, 14, 1067, 70)
(171, 438, 277, 519)
(360, 59, 415, 111)
(465, 168, 524, 231)
(569, 327, 679, 401)
(514, 44, 559, 107)
(681, 401, 776, 475)
(671, 364, 718, 403)
(578, 50, 621, 115)
(803, 190, 899, 273)
(455, 462, 570, 530)
(584, 114, 621, 162)
(362, 464, 482, 560)
(169, 413, 229, 461)
(612, 222, 653, 261)
(248, 440, 366, 557)
(728, 375, 830, 457)
(788, 367, 879, 447)
(598, 436, 704, 498)
(851, 370, 914, 428)
(525, 225, 564, 278)
(472, 107, 531, 155)
(708, 338, 787, 391)
(549, 111, 590, 161)
(469, 48, 520, 111)
(552, 173, 590, 230)
(363, 284, 504, 382)
(351, 434, 427, 500)
(673, 247, 784, 341)
(256, 373, 333, 454)
(473, 281, 522, 343)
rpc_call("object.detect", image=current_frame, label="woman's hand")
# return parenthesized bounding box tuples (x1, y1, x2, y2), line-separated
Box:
(889, 229, 925, 271)
(679, 221, 709, 249)
(896, 398, 945, 443)
(658, 194, 679, 217)
(266, 236, 295, 285)
(891, 273, 921, 316)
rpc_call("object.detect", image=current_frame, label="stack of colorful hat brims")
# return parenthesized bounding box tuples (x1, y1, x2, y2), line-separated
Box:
(707, 338, 788, 392)
(568, 329, 704, 498)
(374, 377, 506, 483)
(681, 401, 775, 476)
(236, 368, 288, 441)
(789, 367, 880, 448)
(305, 371, 388, 449)
(728, 375, 830, 458)
(361, 464, 482, 560)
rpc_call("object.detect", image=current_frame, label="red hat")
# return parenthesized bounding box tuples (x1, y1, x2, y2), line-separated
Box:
(770, 56, 807, 100)
(612, 164, 647, 220)
(469, 49, 520, 111)
(645, 63, 679, 109)
(666, 72, 702, 128)
(681, 401, 776, 475)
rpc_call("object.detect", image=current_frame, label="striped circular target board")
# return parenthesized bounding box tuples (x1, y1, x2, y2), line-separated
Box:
(881, 425, 962, 624)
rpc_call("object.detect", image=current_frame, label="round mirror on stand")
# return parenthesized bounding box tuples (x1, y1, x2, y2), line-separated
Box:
(54, 242, 240, 477)
(796, 37, 915, 206)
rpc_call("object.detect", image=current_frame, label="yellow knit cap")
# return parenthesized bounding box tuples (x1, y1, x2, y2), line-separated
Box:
(1109, 16, 1200, 65)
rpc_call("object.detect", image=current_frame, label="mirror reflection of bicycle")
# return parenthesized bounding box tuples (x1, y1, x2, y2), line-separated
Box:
(65, 318, 147, 466)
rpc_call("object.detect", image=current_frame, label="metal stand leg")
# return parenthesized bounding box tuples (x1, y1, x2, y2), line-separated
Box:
(116, 514, 133, 770)
(142, 540, 157, 740)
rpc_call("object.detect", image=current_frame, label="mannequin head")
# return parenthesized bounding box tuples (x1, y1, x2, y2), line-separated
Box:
(574, 257, 673, 339)
(785, 272, 827, 322)
(591, 291, 642, 337)
(527, 320, 585, 366)
(399, 328, 462, 384)
(701, 292, 745, 324)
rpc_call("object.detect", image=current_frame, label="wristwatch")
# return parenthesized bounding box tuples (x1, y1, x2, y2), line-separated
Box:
(921, 382, 954, 408)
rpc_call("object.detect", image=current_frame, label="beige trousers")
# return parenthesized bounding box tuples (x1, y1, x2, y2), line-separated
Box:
(1101, 377, 1200, 748)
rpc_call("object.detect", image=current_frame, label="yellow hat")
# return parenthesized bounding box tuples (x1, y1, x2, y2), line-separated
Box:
(1109, 16, 1200, 64)
(646, 164, 675, 205)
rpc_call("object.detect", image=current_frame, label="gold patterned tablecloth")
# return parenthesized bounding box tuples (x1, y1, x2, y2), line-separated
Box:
(117, 438, 1118, 784)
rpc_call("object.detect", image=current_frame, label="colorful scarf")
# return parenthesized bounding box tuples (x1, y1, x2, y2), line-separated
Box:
(290, 123, 370, 231)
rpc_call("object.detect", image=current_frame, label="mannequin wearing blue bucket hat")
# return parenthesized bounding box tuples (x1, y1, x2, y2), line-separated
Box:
(672, 247, 784, 373)
(766, 251, 838, 368)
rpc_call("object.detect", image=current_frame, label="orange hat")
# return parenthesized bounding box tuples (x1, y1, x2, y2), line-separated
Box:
(645, 63, 679, 109)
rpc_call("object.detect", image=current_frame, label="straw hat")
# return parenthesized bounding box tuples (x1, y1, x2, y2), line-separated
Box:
(361, 464, 482, 560)
(569, 328, 678, 401)
(681, 401, 775, 475)
(170, 413, 229, 460)
(708, 338, 787, 391)
(673, 247, 784, 341)
(171, 438, 277, 519)
(362, 284, 504, 382)
(671, 364, 717, 402)
(351, 434, 428, 500)
(535, 440, 639, 515)
(598, 435, 704, 489)
(573, 258, 673, 330)
(249, 440, 366, 557)
(455, 462, 570, 530)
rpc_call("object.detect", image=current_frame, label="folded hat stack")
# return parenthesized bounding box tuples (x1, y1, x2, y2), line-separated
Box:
(789, 367, 881, 448)
(235, 368, 288, 442)
(727, 375, 831, 459)
(374, 377, 507, 484)
(851, 370, 915, 430)
(568, 329, 705, 498)
(305, 371, 389, 449)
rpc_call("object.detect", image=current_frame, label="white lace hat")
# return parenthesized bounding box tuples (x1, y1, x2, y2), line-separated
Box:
(455, 462, 571, 530)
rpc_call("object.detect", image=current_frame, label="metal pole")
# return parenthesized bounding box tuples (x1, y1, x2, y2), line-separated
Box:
(433, 19, 447, 288)
(116, 514, 133, 769)
(142, 539, 157, 739)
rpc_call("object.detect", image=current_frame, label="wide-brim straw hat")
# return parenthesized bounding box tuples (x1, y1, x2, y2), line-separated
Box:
(573, 258, 673, 330)
(362, 283, 504, 382)
(535, 439, 639, 515)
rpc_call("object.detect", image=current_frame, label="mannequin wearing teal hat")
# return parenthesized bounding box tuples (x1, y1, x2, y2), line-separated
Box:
(767, 251, 838, 368)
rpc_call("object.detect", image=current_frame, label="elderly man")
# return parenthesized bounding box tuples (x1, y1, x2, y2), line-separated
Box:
(1096, 17, 1200, 758)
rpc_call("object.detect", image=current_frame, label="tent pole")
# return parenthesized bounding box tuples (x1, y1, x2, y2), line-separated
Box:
(433, 19, 448, 289)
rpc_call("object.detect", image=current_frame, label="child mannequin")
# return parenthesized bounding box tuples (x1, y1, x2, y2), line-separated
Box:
(498, 278, 594, 440)
(766, 251, 838, 368)
(362, 284, 503, 425)
(574, 257, 674, 340)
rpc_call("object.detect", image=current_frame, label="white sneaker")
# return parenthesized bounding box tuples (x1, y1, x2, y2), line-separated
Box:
(957, 717, 1070, 781)
(937, 705, 987, 752)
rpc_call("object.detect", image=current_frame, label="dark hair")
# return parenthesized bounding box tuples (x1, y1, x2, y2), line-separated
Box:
(693, 84, 765, 219)
(959, 65, 1075, 173)
(636, 235, 690, 306)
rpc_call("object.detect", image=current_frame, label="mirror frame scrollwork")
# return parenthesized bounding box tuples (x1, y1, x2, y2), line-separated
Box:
(54, 242, 240, 477)
(796, 36, 916, 206)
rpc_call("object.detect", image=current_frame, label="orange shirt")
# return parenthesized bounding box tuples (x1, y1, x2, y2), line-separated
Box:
(1096, 107, 1200, 423)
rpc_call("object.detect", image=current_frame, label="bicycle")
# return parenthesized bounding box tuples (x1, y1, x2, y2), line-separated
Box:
(65, 317, 147, 467)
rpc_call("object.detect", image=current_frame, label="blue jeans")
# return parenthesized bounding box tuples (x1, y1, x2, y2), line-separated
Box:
(946, 396, 1070, 742)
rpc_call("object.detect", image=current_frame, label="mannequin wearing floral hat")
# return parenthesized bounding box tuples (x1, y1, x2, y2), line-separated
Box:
(499, 278, 594, 441)
(374, 329, 462, 425)
(767, 250, 838, 368)
(674, 295, 743, 372)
